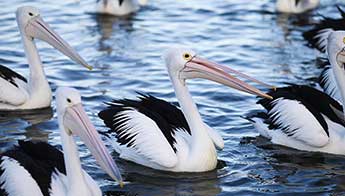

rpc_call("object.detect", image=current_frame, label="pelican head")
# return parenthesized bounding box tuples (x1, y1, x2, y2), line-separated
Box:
(56, 87, 123, 187)
(16, 6, 92, 70)
(163, 47, 273, 99)
(328, 31, 345, 107)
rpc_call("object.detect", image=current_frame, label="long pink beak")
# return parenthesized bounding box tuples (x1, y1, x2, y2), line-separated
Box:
(25, 15, 92, 70)
(182, 56, 273, 99)
(63, 103, 123, 187)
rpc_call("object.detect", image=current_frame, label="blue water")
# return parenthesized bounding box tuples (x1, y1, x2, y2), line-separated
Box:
(0, 0, 345, 195)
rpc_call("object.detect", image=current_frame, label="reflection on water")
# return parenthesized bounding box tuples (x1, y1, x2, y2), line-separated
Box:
(0, 108, 53, 151)
(0, 0, 344, 195)
(275, 12, 316, 40)
(242, 136, 345, 195)
(0, 107, 53, 124)
(104, 158, 223, 196)
(93, 13, 134, 53)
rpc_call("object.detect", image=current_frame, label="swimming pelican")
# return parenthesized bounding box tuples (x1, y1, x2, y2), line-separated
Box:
(0, 6, 91, 111)
(0, 87, 123, 196)
(248, 31, 345, 155)
(98, 48, 273, 172)
(96, 0, 147, 16)
(276, 0, 319, 14)
(303, 6, 345, 53)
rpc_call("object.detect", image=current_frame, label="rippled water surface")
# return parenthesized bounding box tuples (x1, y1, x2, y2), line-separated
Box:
(1, 0, 345, 195)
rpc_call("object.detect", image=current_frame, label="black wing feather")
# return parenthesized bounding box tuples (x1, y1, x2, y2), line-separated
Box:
(0, 140, 65, 196)
(98, 94, 191, 152)
(257, 85, 344, 136)
(318, 66, 333, 91)
(303, 6, 345, 52)
(0, 64, 27, 87)
(295, 0, 301, 6)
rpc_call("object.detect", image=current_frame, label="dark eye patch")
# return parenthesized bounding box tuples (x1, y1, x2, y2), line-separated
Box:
(28, 12, 33, 16)
(67, 98, 71, 103)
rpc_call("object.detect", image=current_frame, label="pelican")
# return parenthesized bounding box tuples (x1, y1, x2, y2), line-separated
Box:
(276, 0, 319, 14)
(0, 87, 123, 196)
(247, 31, 345, 155)
(98, 48, 273, 172)
(96, 0, 148, 16)
(0, 6, 91, 111)
(303, 6, 345, 53)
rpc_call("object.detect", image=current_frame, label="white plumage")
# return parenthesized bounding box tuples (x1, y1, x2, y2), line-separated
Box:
(0, 6, 90, 111)
(204, 123, 224, 150)
(99, 48, 272, 172)
(256, 98, 329, 148)
(0, 87, 123, 195)
(0, 157, 43, 196)
(0, 76, 29, 107)
(113, 109, 178, 168)
(252, 116, 345, 155)
(96, 0, 147, 16)
(276, 0, 319, 14)
(249, 31, 345, 155)
(319, 66, 341, 102)
(107, 110, 225, 170)
(314, 28, 334, 53)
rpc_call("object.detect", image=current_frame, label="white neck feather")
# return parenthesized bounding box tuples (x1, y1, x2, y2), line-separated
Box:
(97, 0, 140, 15)
(58, 117, 90, 194)
(171, 77, 214, 155)
(276, 0, 319, 13)
(20, 33, 51, 103)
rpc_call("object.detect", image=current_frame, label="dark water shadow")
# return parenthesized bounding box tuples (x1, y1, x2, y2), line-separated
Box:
(275, 11, 318, 40)
(102, 157, 225, 196)
(0, 108, 53, 144)
(242, 136, 345, 194)
(0, 107, 53, 125)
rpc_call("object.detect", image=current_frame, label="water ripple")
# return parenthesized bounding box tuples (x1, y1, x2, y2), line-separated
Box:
(0, 0, 343, 195)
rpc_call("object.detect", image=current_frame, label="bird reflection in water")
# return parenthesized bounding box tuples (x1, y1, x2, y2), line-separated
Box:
(0, 107, 53, 143)
(93, 13, 134, 54)
(241, 136, 345, 191)
(101, 158, 223, 196)
(0, 107, 53, 124)
(275, 12, 316, 41)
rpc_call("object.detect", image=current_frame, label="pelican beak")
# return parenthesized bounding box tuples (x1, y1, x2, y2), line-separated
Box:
(24, 15, 92, 70)
(181, 56, 273, 99)
(334, 49, 345, 114)
(63, 103, 123, 187)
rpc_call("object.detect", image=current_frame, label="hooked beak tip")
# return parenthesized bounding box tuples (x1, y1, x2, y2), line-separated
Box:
(266, 95, 273, 100)
(119, 181, 125, 188)
(86, 65, 93, 70)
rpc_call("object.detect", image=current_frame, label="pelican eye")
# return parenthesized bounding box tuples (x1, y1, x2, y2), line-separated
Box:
(67, 98, 71, 103)
(28, 12, 33, 16)
(183, 53, 192, 61)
